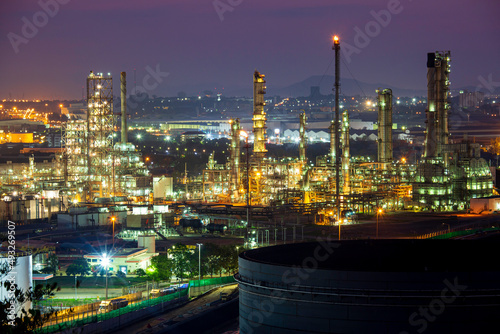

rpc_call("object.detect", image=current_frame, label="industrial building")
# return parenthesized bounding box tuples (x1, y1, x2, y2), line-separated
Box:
(64, 71, 151, 202)
(413, 52, 493, 210)
(200, 46, 493, 216)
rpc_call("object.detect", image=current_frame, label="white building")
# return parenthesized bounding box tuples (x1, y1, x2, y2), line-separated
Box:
(84, 248, 157, 275)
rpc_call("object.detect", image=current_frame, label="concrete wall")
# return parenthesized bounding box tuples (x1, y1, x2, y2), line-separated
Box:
(470, 197, 500, 213)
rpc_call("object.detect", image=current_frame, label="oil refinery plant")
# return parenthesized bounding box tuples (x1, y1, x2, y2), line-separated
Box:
(0, 38, 494, 231)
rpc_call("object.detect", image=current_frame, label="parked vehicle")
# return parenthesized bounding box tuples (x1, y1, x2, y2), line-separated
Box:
(151, 287, 178, 298)
(98, 298, 128, 313)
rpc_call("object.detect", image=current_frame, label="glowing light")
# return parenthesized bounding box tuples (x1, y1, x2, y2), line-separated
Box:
(101, 255, 109, 268)
(333, 35, 339, 44)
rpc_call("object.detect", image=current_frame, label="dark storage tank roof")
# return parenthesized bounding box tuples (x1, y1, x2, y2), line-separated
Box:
(240, 237, 500, 272)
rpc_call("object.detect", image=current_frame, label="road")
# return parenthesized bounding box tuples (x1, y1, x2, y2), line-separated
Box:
(118, 284, 238, 334)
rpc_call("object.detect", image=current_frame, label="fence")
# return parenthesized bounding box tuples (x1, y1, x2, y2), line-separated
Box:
(416, 226, 500, 240)
(188, 276, 236, 298)
(429, 226, 500, 239)
(35, 276, 236, 334)
(36, 287, 189, 333)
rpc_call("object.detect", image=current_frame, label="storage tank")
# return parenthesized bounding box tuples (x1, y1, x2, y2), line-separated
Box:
(237, 239, 500, 333)
(0, 253, 33, 316)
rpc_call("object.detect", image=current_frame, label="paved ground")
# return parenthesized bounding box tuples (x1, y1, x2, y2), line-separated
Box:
(118, 284, 239, 334)
(55, 287, 123, 299)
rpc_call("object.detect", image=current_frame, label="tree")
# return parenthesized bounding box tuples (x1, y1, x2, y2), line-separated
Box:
(170, 243, 194, 281)
(46, 253, 59, 276)
(135, 268, 146, 277)
(65, 258, 90, 277)
(148, 255, 173, 281)
(204, 244, 223, 277)
(221, 245, 241, 275)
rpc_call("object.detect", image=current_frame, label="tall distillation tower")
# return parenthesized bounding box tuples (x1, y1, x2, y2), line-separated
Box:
(342, 110, 350, 193)
(332, 36, 341, 214)
(252, 71, 267, 159)
(299, 113, 307, 163)
(377, 89, 393, 169)
(86, 71, 114, 198)
(424, 51, 451, 164)
(230, 119, 241, 200)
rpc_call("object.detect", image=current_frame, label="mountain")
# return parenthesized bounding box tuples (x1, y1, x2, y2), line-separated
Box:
(268, 75, 426, 98)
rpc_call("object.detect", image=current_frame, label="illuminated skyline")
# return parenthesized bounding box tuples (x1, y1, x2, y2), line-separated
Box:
(0, 0, 499, 99)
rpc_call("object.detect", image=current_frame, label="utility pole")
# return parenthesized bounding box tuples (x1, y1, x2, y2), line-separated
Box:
(197, 243, 203, 283)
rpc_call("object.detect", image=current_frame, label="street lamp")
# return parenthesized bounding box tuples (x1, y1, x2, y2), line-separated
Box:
(376, 208, 383, 239)
(196, 243, 203, 282)
(101, 254, 110, 300)
(110, 216, 116, 248)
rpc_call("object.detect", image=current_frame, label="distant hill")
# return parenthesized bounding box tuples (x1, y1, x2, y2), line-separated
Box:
(268, 75, 426, 98)
(163, 75, 498, 98)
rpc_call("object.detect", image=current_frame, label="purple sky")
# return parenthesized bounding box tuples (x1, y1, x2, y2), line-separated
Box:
(1, 0, 499, 99)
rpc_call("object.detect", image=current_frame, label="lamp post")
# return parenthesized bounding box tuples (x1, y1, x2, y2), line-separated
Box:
(102, 255, 110, 300)
(376, 208, 383, 239)
(196, 243, 203, 282)
(111, 215, 116, 249)
(442, 223, 451, 233)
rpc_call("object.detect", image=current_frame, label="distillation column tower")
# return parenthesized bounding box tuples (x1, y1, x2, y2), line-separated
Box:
(121, 72, 128, 144)
(424, 51, 451, 163)
(230, 119, 241, 200)
(377, 89, 393, 168)
(299, 112, 307, 163)
(332, 36, 341, 214)
(252, 71, 267, 159)
(86, 71, 114, 199)
(342, 110, 350, 193)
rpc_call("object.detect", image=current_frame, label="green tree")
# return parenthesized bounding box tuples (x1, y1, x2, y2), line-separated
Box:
(221, 245, 242, 275)
(204, 244, 223, 277)
(148, 254, 173, 281)
(135, 268, 146, 277)
(46, 253, 59, 276)
(170, 243, 194, 281)
(65, 258, 90, 277)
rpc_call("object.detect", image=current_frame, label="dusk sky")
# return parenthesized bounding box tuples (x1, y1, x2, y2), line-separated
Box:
(1, 0, 499, 100)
